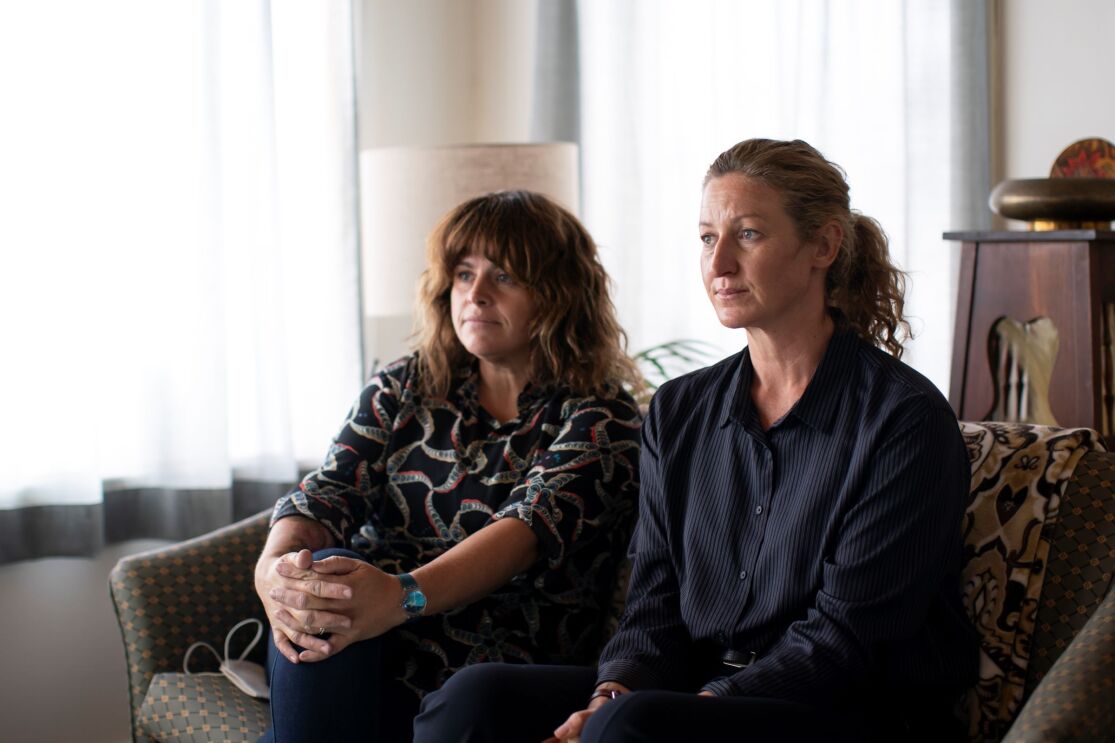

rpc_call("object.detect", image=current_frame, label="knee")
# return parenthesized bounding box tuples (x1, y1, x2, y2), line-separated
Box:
(269, 633, 384, 686)
(414, 664, 519, 740)
(582, 692, 663, 743)
(420, 663, 515, 716)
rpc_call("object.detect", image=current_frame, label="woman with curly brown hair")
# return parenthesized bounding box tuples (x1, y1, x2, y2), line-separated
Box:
(417, 139, 976, 742)
(254, 190, 642, 742)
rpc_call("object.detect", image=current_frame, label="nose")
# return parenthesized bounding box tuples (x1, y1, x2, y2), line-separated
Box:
(466, 272, 492, 305)
(707, 237, 738, 277)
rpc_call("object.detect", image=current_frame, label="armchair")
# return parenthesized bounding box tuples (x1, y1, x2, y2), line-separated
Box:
(110, 422, 1115, 742)
(111, 512, 271, 742)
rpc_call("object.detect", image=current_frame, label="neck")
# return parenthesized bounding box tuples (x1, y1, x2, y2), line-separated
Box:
(746, 314, 835, 429)
(476, 360, 532, 423)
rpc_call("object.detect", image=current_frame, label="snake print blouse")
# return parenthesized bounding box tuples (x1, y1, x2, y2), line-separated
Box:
(271, 354, 641, 697)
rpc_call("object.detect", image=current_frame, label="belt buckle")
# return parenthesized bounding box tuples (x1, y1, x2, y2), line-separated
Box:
(720, 649, 757, 669)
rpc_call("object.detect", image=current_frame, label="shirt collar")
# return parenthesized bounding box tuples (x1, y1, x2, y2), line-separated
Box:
(721, 327, 860, 435)
(452, 361, 557, 424)
(453, 365, 481, 421)
(790, 327, 858, 433)
(721, 348, 753, 429)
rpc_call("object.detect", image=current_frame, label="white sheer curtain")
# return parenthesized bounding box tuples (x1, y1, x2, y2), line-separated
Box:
(575, 0, 978, 391)
(0, 0, 362, 560)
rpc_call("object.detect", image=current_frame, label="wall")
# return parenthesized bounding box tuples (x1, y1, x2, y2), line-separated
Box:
(1000, 0, 1115, 179)
(356, 0, 536, 149)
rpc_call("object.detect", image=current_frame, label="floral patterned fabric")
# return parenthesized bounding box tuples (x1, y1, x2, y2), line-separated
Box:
(270, 354, 641, 699)
(959, 421, 1105, 742)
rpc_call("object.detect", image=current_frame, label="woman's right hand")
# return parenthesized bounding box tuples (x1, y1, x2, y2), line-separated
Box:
(546, 684, 631, 743)
(253, 517, 341, 663)
(255, 548, 351, 662)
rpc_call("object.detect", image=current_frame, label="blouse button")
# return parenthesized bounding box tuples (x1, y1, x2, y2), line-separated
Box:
(739, 570, 748, 580)
(754, 505, 763, 515)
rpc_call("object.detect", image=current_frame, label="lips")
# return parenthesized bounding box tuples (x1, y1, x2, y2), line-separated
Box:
(714, 287, 748, 298)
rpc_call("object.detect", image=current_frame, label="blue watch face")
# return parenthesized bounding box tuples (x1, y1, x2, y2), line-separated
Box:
(403, 590, 427, 615)
(397, 573, 426, 617)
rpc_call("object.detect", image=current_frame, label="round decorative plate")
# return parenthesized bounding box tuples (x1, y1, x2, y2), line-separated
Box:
(1050, 137, 1115, 178)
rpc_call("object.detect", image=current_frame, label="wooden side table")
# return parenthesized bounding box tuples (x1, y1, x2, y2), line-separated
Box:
(945, 230, 1115, 443)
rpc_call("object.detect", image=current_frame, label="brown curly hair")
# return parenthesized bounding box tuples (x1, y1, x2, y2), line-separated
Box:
(413, 190, 642, 397)
(705, 138, 910, 358)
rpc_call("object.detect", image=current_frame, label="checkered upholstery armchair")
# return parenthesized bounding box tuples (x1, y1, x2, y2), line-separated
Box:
(110, 422, 1115, 743)
(111, 512, 272, 742)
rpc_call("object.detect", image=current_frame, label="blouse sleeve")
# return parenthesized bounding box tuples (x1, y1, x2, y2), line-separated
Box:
(492, 390, 641, 570)
(269, 359, 406, 545)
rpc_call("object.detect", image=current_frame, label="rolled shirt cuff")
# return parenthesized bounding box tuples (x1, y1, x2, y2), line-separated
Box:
(699, 676, 736, 697)
(595, 658, 665, 691)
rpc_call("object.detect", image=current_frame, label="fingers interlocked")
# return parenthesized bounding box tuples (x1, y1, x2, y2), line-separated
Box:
(268, 557, 355, 657)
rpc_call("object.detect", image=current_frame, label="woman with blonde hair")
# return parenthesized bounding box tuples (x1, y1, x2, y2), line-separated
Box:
(416, 139, 976, 742)
(254, 190, 642, 741)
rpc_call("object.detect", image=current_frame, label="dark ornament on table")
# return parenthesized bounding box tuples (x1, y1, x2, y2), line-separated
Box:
(989, 137, 1115, 230)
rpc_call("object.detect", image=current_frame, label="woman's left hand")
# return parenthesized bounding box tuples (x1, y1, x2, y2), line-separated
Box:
(269, 556, 406, 662)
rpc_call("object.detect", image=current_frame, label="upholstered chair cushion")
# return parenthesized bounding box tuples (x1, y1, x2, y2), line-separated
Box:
(1001, 583, 1115, 742)
(958, 422, 1105, 742)
(1024, 449, 1115, 685)
(137, 672, 269, 742)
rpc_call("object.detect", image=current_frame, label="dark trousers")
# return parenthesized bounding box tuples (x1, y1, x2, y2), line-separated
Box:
(257, 548, 418, 743)
(413, 663, 879, 743)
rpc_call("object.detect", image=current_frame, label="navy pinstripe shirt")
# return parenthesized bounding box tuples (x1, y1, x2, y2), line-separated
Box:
(597, 329, 977, 706)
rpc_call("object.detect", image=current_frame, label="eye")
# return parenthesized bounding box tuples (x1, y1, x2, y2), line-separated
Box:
(739, 228, 760, 241)
(455, 269, 473, 282)
(700, 233, 715, 246)
(495, 271, 515, 285)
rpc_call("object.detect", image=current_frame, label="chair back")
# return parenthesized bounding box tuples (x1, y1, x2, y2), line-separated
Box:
(958, 421, 1107, 742)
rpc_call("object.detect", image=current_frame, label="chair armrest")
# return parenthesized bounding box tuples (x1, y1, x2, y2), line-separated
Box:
(109, 510, 271, 741)
(1002, 584, 1115, 743)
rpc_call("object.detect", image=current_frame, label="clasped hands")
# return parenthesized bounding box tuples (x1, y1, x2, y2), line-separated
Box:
(255, 549, 404, 664)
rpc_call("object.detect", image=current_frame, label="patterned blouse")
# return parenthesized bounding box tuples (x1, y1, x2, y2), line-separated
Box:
(271, 354, 641, 698)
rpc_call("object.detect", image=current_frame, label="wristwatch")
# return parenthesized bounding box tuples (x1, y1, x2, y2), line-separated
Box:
(396, 573, 427, 620)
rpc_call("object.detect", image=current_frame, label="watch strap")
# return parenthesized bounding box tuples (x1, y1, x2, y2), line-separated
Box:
(396, 572, 427, 619)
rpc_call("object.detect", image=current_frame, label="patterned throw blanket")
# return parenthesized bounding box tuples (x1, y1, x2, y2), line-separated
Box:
(959, 421, 1105, 742)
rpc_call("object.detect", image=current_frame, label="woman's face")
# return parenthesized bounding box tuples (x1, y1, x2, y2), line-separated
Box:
(699, 173, 831, 332)
(450, 252, 537, 373)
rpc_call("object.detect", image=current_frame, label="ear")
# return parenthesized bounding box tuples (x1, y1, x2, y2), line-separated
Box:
(811, 220, 842, 269)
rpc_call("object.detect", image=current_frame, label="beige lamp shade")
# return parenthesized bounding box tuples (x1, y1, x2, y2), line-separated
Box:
(359, 143, 580, 318)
